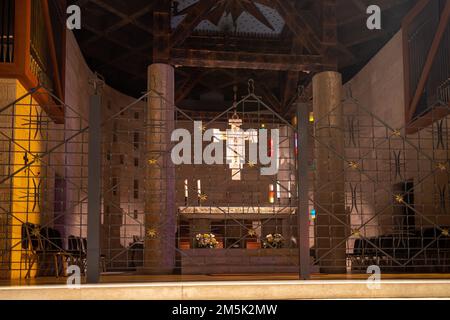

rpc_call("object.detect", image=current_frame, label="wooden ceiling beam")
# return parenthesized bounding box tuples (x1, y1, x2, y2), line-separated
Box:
(280, 36, 302, 113)
(171, 0, 216, 48)
(83, 2, 155, 46)
(321, 0, 338, 69)
(153, 0, 171, 63)
(272, 0, 322, 54)
(196, 71, 251, 95)
(281, 71, 300, 112)
(247, 75, 282, 113)
(89, 0, 154, 36)
(170, 48, 325, 72)
(186, 33, 292, 52)
(176, 70, 210, 104)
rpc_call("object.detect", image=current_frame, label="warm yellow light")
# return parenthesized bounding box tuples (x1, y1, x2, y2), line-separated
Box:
(269, 184, 275, 204)
(309, 112, 314, 123)
(292, 116, 297, 127)
(10, 81, 43, 279)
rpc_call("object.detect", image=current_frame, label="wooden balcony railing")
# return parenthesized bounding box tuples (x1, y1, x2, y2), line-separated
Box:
(0, 0, 65, 123)
(403, 0, 450, 129)
(31, 0, 54, 92)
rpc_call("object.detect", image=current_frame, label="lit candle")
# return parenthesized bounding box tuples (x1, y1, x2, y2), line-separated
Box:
(184, 179, 188, 205)
(276, 181, 281, 203)
(197, 179, 202, 206)
(269, 184, 275, 204)
(288, 181, 292, 199)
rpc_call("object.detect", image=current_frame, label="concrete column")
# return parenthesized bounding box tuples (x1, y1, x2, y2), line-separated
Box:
(313, 71, 348, 274)
(144, 63, 176, 274)
(87, 94, 102, 283)
(297, 102, 310, 279)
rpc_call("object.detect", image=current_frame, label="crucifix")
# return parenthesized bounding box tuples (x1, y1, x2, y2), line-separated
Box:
(213, 110, 258, 181)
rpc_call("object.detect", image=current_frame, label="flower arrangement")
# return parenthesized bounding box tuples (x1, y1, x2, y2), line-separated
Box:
(262, 233, 284, 249)
(195, 233, 219, 249)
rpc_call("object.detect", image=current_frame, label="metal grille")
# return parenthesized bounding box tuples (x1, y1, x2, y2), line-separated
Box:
(0, 84, 88, 279)
(312, 88, 450, 274)
(2, 79, 450, 280)
(101, 81, 301, 274)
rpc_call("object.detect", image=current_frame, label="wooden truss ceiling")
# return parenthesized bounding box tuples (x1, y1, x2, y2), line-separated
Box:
(68, 0, 419, 115)
(174, 0, 278, 31)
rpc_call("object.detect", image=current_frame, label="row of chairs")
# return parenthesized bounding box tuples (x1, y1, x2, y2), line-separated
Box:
(21, 223, 87, 278)
(350, 227, 450, 269)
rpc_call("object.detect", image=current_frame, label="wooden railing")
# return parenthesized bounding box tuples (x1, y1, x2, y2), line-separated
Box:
(403, 0, 450, 128)
(0, 0, 14, 63)
(31, 0, 54, 92)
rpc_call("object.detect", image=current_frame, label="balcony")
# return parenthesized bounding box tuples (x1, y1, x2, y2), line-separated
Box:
(403, 0, 450, 130)
(0, 0, 14, 63)
(0, 0, 65, 123)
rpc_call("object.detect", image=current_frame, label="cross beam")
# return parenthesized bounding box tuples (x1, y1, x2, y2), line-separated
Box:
(272, 0, 322, 54)
(171, 0, 216, 48)
(170, 49, 325, 72)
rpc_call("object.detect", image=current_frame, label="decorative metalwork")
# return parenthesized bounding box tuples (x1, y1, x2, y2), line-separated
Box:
(146, 228, 158, 239)
(347, 116, 358, 147)
(438, 184, 447, 211)
(349, 183, 359, 214)
(393, 150, 403, 180)
(348, 161, 359, 170)
(437, 162, 448, 172)
(392, 129, 402, 137)
(4, 76, 450, 280)
(435, 119, 445, 149)
(21, 108, 47, 139)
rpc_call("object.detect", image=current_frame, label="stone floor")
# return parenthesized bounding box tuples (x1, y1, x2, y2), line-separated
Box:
(2, 276, 450, 300)
(2, 272, 450, 287)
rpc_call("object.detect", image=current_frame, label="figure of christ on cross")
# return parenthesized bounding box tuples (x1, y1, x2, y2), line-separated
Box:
(212, 112, 258, 181)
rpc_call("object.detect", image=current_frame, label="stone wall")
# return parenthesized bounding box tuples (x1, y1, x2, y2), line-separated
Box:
(0, 79, 16, 279)
(65, 31, 147, 268)
(342, 29, 450, 248)
(341, 31, 406, 240)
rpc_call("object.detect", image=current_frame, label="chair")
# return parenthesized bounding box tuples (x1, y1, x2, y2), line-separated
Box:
(68, 235, 87, 272)
(22, 223, 73, 278)
(43, 227, 73, 277)
(68, 236, 107, 273)
(22, 223, 45, 278)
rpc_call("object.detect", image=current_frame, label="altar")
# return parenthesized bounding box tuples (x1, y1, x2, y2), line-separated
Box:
(178, 206, 296, 219)
(177, 206, 297, 251)
(180, 248, 300, 274)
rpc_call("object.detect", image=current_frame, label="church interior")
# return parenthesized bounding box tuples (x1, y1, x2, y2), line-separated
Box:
(1, 0, 450, 299)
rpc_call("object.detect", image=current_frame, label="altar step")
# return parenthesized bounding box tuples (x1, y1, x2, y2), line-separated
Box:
(180, 249, 319, 274)
(182, 265, 320, 274)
